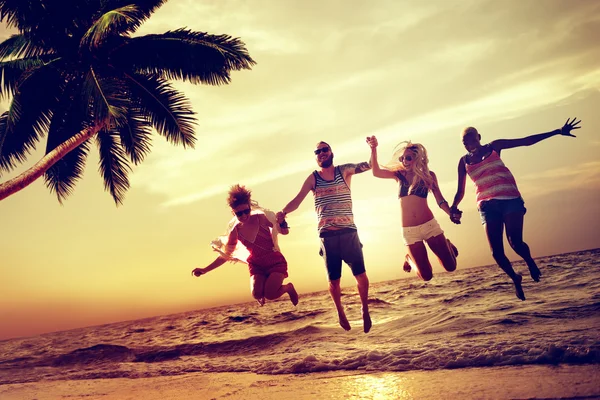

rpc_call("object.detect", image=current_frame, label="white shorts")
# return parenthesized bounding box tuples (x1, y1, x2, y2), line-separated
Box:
(402, 218, 444, 246)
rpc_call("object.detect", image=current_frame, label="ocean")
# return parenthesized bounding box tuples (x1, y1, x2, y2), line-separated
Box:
(1, 249, 599, 385)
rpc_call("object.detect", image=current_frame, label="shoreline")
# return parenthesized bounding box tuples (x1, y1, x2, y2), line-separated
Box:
(1, 364, 599, 399)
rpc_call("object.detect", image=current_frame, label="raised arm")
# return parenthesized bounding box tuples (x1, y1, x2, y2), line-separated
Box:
(366, 135, 397, 180)
(340, 160, 372, 177)
(192, 228, 238, 277)
(280, 174, 315, 217)
(429, 171, 452, 216)
(491, 117, 581, 152)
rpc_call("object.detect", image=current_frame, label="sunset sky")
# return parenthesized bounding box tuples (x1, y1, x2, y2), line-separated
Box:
(1, 0, 599, 340)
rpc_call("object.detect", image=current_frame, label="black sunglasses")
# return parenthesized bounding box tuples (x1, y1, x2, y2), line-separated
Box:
(314, 147, 330, 155)
(399, 155, 413, 162)
(235, 208, 251, 217)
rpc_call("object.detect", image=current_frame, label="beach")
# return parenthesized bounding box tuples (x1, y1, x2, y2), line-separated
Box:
(1, 364, 599, 399)
(1, 249, 599, 399)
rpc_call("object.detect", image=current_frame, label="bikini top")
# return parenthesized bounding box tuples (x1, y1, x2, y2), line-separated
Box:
(396, 171, 429, 198)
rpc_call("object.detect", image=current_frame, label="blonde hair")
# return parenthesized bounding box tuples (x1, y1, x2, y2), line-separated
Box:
(384, 141, 435, 190)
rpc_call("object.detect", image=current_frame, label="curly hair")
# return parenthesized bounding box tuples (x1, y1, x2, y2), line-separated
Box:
(227, 184, 252, 208)
(384, 141, 435, 190)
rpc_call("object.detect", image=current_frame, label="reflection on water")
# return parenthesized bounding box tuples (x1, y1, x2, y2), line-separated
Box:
(342, 373, 414, 400)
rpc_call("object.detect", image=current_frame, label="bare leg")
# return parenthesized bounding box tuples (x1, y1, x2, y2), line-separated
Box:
(250, 275, 266, 306)
(447, 239, 459, 257)
(355, 272, 371, 333)
(485, 220, 525, 301)
(407, 241, 433, 281)
(505, 212, 541, 282)
(329, 279, 351, 331)
(263, 272, 298, 305)
(426, 233, 457, 272)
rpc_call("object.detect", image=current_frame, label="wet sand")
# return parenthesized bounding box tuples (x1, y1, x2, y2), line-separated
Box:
(1, 364, 598, 399)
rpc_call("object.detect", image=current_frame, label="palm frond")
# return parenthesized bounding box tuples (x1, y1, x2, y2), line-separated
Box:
(91, 0, 166, 32)
(110, 29, 255, 85)
(43, 79, 93, 202)
(0, 64, 61, 173)
(125, 73, 196, 148)
(0, 55, 59, 99)
(96, 127, 131, 205)
(118, 108, 152, 164)
(0, 33, 48, 60)
(0, 0, 45, 30)
(81, 66, 128, 127)
(81, 5, 145, 50)
(44, 139, 91, 203)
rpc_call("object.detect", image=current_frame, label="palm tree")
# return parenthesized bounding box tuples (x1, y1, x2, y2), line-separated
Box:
(0, 0, 255, 204)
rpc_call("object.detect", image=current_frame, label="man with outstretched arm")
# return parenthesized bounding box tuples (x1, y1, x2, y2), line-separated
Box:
(277, 141, 373, 333)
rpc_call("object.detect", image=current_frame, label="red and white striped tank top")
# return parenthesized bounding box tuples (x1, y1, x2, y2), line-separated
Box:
(465, 149, 521, 205)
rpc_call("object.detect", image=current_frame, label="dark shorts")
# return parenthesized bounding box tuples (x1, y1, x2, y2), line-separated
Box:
(318, 228, 366, 281)
(478, 197, 527, 225)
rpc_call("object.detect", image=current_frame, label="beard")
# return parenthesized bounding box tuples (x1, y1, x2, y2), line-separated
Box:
(318, 153, 334, 168)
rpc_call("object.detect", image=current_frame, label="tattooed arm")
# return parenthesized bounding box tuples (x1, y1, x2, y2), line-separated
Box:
(341, 161, 372, 177)
(340, 161, 371, 187)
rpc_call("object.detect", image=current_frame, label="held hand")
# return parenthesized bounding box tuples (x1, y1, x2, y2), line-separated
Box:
(450, 206, 462, 225)
(560, 117, 581, 137)
(191, 268, 205, 277)
(366, 135, 378, 149)
(276, 211, 286, 224)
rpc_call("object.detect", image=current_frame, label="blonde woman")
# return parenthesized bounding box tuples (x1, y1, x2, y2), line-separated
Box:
(366, 136, 458, 281)
(192, 184, 298, 307)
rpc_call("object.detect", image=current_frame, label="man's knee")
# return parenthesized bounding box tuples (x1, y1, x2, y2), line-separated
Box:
(354, 272, 369, 285)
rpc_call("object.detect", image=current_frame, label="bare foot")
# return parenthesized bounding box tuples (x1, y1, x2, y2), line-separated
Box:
(513, 274, 525, 301)
(528, 263, 542, 282)
(447, 239, 459, 257)
(338, 312, 351, 331)
(362, 308, 372, 334)
(403, 254, 412, 273)
(287, 283, 299, 306)
(256, 297, 265, 306)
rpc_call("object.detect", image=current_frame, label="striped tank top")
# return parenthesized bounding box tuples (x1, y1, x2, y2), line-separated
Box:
(313, 166, 357, 234)
(465, 149, 521, 205)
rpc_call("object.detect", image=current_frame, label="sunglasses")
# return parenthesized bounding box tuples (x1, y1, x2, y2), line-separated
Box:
(314, 147, 330, 155)
(399, 155, 414, 162)
(235, 208, 251, 217)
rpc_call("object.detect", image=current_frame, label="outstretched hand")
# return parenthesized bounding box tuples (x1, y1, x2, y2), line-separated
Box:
(191, 268, 205, 277)
(366, 135, 378, 149)
(560, 117, 581, 137)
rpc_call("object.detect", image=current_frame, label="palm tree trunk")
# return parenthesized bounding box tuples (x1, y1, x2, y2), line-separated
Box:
(0, 124, 104, 201)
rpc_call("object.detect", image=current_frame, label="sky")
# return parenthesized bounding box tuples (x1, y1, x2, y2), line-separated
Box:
(1, 0, 599, 340)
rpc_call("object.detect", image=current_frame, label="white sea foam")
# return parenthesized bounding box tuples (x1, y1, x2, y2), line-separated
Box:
(1, 249, 599, 384)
